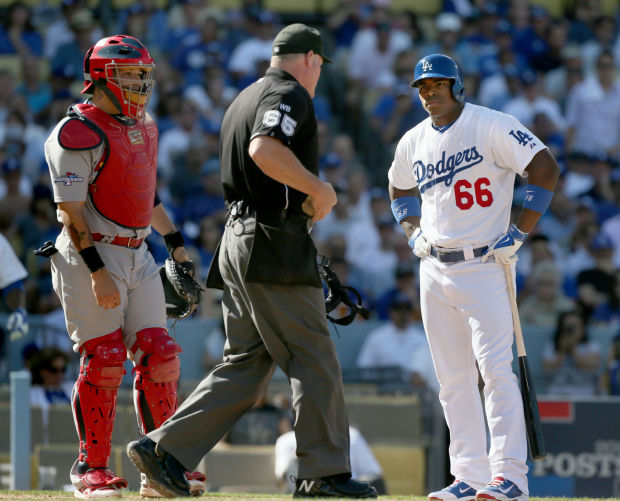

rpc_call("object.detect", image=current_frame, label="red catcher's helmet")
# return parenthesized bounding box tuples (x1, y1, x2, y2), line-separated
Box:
(82, 35, 155, 120)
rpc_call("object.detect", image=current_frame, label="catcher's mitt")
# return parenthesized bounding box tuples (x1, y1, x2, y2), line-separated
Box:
(159, 258, 205, 319)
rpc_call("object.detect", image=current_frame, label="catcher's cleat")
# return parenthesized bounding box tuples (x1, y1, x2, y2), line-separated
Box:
(127, 437, 191, 498)
(293, 476, 377, 498)
(140, 471, 206, 497)
(70, 460, 128, 499)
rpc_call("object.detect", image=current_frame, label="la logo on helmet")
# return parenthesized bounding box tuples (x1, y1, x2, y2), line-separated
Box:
(422, 60, 433, 72)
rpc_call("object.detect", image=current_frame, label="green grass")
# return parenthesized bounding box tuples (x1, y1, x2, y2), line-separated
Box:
(0, 492, 618, 501)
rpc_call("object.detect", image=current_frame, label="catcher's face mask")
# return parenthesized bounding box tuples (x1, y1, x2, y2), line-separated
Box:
(82, 35, 155, 120)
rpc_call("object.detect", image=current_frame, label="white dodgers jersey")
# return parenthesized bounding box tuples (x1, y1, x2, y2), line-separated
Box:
(388, 103, 547, 248)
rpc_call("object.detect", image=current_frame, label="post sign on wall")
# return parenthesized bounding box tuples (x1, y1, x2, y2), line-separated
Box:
(528, 397, 620, 497)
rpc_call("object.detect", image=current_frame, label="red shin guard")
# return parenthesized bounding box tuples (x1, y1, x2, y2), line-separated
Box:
(132, 328, 182, 435)
(72, 330, 127, 468)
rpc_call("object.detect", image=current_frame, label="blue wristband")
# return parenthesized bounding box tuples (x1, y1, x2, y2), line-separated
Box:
(522, 184, 553, 215)
(391, 196, 421, 223)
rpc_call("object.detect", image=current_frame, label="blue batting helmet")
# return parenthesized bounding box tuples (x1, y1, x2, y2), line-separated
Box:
(410, 54, 465, 103)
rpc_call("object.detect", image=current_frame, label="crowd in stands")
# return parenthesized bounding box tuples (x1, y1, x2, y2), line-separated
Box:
(0, 0, 619, 397)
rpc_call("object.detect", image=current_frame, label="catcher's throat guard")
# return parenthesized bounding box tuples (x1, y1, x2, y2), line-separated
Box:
(318, 256, 370, 326)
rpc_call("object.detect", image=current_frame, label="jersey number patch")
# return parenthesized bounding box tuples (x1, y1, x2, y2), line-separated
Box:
(454, 177, 493, 210)
(262, 110, 297, 136)
(509, 129, 534, 146)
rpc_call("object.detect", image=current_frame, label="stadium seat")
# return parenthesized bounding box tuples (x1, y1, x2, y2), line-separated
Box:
(345, 395, 422, 445)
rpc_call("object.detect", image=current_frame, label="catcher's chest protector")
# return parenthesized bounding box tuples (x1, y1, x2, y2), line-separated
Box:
(74, 103, 158, 229)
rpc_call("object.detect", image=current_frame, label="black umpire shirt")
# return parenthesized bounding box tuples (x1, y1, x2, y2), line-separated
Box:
(219, 67, 319, 214)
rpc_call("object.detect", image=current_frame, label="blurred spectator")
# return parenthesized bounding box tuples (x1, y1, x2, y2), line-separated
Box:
(477, 19, 527, 82)
(561, 202, 599, 279)
(16, 55, 52, 119)
(0, 1, 42, 57)
(184, 65, 238, 125)
(590, 269, 620, 327)
(115, 1, 170, 56)
(357, 215, 398, 298)
(202, 317, 225, 373)
(374, 263, 419, 320)
(43, 0, 101, 60)
(314, 186, 356, 245)
(190, 215, 224, 280)
(29, 346, 72, 407)
(576, 232, 616, 319)
(512, 5, 551, 70)
(171, 14, 229, 86)
(224, 388, 291, 445)
(356, 293, 426, 373)
(530, 111, 565, 160)
(598, 333, 620, 395)
(29, 346, 74, 442)
(519, 261, 575, 328)
(18, 184, 61, 314)
(542, 310, 602, 395)
(600, 171, 620, 259)
(502, 70, 565, 130)
(578, 153, 618, 223)
(325, 0, 364, 56)
(166, 0, 204, 47)
(580, 15, 617, 74)
(275, 426, 385, 494)
(543, 44, 584, 110)
(530, 19, 569, 74)
(0, 232, 29, 341)
(420, 12, 478, 75)
(227, 10, 277, 88)
(158, 99, 204, 181)
(0, 157, 32, 233)
(50, 8, 100, 80)
(565, 50, 620, 161)
(536, 176, 578, 248)
(370, 80, 425, 148)
(347, 17, 411, 91)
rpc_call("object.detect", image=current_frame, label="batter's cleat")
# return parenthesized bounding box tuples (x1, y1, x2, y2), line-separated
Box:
(428, 480, 476, 500)
(127, 437, 191, 498)
(293, 477, 378, 498)
(70, 460, 128, 499)
(476, 477, 528, 501)
(140, 471, 206, 497)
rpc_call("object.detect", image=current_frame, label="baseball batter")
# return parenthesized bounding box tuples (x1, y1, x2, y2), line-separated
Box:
(388, 54, 560, 501)
(44, 35, 204, 498)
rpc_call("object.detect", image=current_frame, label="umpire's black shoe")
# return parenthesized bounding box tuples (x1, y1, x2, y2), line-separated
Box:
(127, 436, 191, 498)
(293, 477, 378, 498)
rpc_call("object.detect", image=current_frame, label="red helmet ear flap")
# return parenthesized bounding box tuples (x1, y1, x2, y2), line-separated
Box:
(82, 46, 95, 95)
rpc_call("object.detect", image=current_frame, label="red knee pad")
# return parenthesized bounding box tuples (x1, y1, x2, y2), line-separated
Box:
(73, 330, 127, 468)
(132, 328, 182, 434)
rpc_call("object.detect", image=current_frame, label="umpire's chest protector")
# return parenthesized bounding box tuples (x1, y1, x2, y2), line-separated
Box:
(65, 103, 158, 229)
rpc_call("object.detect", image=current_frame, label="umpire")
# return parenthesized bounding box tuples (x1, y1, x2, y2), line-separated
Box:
(128, 23, 377, 499)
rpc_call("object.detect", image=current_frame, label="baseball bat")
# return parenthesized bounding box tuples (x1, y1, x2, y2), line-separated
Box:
(503, 264, 547, 460)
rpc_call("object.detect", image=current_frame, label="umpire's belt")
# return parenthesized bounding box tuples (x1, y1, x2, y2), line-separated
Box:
(228, 201, 309, 228)
(430, 245, 488, 263)
(92, 233, 144, 248)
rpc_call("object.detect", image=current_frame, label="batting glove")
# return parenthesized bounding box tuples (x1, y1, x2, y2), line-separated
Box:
(408, 228, 431, 259)
(481, 224, 528, 264)
(6, 308, 29, 341)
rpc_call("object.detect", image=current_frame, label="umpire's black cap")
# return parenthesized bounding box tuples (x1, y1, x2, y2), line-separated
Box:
(272, 23, 333, 63)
